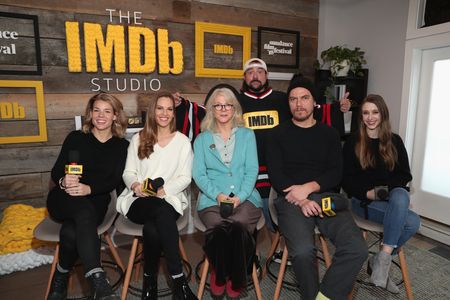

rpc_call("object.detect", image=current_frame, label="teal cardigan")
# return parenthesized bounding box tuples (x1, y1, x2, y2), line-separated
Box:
(193, 127, 262, 211)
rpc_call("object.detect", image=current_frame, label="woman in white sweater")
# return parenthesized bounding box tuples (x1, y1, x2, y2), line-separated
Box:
(117, 91, 196, 300)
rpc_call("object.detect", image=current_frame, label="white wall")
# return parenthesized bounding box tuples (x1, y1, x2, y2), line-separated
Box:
(399, 0, 450, 244)
(318, 0, 409, 131)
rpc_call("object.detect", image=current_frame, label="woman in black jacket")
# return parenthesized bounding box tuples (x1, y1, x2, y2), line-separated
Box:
(46, 93, 129, 300)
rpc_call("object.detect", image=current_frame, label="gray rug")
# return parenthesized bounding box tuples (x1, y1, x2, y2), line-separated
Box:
(114, 236, 450, 299)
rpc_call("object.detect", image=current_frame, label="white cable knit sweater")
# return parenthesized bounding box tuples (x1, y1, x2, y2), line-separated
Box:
(117, 131, 193, 216)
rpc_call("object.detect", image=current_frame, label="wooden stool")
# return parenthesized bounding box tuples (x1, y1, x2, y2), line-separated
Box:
(115, 205, 191, 300)
(264, 188, 332, 300)
(33, 190, 125, 299)
(352, 212, 414, 300)
(193, 193, 264, 300)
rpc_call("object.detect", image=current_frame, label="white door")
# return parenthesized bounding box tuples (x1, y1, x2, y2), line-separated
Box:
(410, 46, 450, 225)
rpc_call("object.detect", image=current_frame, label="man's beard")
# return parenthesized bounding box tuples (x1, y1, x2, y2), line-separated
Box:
(241, 80, 270, 94)
(292, 109, 314, 123)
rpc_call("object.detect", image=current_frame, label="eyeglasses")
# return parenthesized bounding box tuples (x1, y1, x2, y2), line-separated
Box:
(212, 104, 234, 111)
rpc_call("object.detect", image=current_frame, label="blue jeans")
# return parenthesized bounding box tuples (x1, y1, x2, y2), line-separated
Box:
(352, 187, 420, 250)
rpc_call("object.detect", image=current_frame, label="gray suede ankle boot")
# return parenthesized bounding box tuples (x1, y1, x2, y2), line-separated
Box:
(368, 255, 399, 294)
(386, 275, 400, 294)
(370, 251, 392, 288)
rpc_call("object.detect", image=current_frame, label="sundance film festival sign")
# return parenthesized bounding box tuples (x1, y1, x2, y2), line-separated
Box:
(0, 12, 42, 75)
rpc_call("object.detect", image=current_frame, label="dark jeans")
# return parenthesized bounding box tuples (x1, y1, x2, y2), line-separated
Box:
(275, 196, 368, 300)
(126, 197, 182, 276)
(47, 187, 109, 273)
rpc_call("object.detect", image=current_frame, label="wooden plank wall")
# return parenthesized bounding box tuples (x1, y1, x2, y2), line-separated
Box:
(0, 0, 318, 212)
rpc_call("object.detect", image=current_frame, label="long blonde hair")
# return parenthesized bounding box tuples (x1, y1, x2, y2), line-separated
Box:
(356, 94, 397, 170)
(201, 88, 244, 132)
(82, 93, 127, 137)
(138, 91, 176, 159)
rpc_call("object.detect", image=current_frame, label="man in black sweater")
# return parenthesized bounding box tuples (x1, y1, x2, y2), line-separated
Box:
(266, 76, 367, 300)
(238, 58, 291, 234)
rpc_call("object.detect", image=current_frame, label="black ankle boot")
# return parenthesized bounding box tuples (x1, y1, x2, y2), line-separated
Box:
(86, 271, 119, 300)
(142, 274, 158, 300)
(172, 275, 198, 300)
(47, 269, 69, 300)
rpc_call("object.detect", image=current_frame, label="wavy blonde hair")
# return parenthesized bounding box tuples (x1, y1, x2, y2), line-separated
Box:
(201, 88, 244, 132)
(138, 91, 176, 159)
(82, 93, 127, 137)
(356, 94, 397, 171)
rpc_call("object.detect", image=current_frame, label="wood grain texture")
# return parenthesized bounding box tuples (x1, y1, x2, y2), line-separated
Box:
(0, 1, 318, 32)
(0, 146, 60, 176)
(194, 0, 319, 18)
(0, 119, 74, 148)
(0, 172, 50, 203)
(0, 0, 316, 209)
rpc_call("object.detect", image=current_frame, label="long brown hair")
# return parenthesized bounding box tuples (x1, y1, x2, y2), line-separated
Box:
(138, 91, 176, 159)
(82, 93, 127, 137)
(355, 94, 397, 170)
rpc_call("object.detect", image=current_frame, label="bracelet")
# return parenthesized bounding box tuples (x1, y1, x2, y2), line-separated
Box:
(58, 177, 66, 190)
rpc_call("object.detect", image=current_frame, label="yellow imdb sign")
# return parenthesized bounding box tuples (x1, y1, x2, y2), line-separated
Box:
(195, 22, 251, 78)
(0, 80, 47, 144)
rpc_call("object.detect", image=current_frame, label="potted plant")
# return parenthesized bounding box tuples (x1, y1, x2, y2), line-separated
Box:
(315, 46, 366, 77)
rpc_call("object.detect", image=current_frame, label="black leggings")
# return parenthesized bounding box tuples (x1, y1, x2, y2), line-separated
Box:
(126, 197, 182, 275)
(46, 187, 108, 273)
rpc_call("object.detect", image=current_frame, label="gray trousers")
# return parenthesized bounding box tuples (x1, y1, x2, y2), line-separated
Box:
(275, 196, 368, 300)
(199, 201, 261, 233)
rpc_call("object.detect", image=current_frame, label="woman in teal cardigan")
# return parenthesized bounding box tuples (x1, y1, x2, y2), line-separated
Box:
(193, 87, 262, 298)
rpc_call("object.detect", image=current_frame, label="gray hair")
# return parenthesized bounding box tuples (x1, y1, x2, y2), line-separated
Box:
(201, 88, 244, 132)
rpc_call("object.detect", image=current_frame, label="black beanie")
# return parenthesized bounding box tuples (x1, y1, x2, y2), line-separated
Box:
(287, 74, 317, 101)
